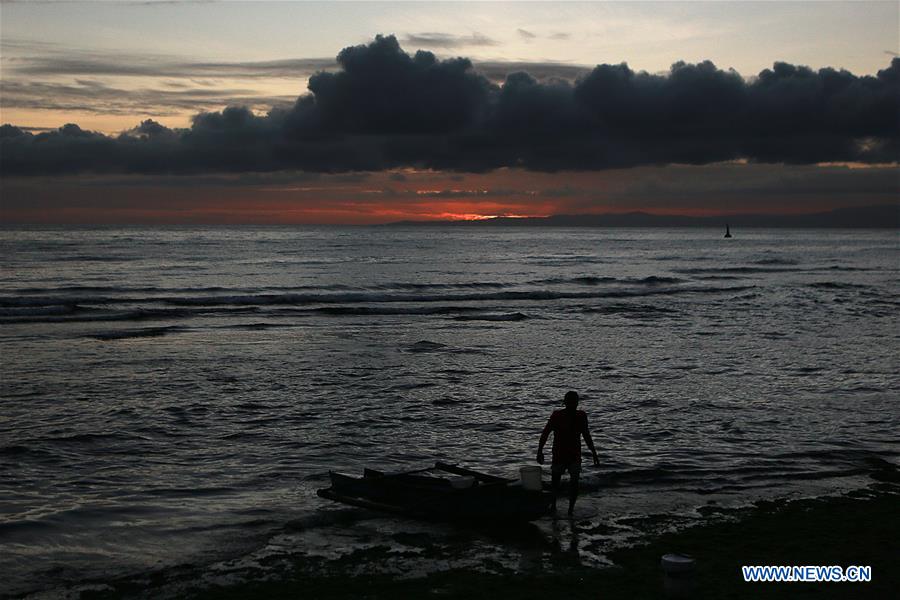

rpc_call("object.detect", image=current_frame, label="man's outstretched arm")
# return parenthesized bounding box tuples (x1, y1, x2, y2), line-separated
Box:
(536, 418, 552, 464)
(582, 419, 600, 466)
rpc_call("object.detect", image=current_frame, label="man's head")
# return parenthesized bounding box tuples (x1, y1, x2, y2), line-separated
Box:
(564, 390, 579, 410)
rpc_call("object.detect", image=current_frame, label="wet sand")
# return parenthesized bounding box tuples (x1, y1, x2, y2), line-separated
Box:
(80, 481, 898, 600)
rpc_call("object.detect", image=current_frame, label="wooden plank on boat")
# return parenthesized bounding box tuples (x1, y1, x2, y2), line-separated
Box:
(434, 461, 512, 484)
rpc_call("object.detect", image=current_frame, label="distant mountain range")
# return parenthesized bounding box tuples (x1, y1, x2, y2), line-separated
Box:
(386, 204, 898, 228)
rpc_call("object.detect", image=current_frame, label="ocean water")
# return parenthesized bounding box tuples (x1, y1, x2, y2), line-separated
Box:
(1, 226, 898, 597)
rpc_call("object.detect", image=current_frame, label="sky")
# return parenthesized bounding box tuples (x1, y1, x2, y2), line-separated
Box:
(1, 0, 898, 224)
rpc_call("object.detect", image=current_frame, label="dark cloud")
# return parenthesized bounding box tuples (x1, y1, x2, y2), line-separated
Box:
(2, 35, 899, 176)
(517, 29, 537, 40)
(304, 39, 490, 135)
(401, 32, 498, 49)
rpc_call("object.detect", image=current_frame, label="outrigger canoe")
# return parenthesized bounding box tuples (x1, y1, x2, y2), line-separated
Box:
(317, 461, 554, 522)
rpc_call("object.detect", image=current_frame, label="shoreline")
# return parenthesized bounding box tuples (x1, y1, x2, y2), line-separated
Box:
(71, 480, 899, 600)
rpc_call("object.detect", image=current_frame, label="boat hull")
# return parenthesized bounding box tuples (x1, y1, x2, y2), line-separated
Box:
(317, 464, 554, 522)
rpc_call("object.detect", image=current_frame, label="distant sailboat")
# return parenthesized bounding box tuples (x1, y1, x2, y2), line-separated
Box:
(724, 223, 732, 238)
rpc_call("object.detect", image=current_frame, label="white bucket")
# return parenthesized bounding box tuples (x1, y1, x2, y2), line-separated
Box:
(661, 554, 695, 574)
(519, 466, 543, 491)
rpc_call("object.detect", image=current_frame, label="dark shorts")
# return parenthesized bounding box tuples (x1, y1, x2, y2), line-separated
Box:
(551, 462, 582, 477)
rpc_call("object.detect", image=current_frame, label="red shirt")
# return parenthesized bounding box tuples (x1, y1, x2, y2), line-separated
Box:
(542, 409, 588, 465)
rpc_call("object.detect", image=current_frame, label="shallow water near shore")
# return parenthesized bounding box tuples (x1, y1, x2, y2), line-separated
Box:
(1, 226, 898, 597)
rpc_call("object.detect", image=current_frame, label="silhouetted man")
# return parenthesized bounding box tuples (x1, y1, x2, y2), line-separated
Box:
(537, 391, 599, 516)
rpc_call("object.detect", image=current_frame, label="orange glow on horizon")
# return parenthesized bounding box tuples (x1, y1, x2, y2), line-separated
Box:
(2, 164, 892, 225)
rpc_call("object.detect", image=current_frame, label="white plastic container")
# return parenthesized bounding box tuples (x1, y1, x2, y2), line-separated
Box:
(661, 554, 695, 574)
(519, 466, 543, 491)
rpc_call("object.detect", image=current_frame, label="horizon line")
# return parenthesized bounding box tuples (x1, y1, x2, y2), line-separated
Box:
(1, 204, 896, 228)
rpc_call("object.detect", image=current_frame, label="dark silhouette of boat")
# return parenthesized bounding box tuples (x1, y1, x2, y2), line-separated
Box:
(724, 223, 732, 238)
(317, 462, 554, 522)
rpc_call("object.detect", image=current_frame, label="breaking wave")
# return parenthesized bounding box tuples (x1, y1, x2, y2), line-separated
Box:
(0, 285, 752, 324)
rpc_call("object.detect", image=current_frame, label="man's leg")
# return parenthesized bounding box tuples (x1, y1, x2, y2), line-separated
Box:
(551, 470, 562, 512)
(567, 464, 581, 516)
